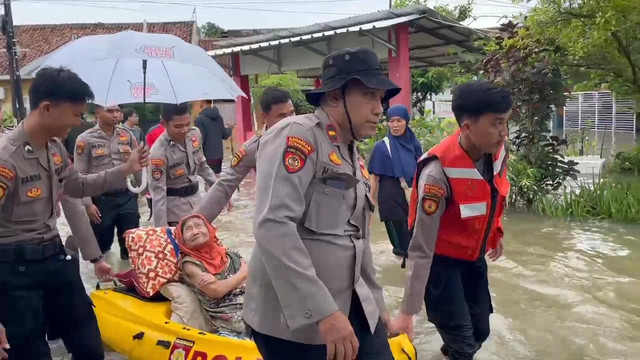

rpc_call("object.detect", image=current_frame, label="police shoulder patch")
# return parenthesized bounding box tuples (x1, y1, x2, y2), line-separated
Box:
(421, 183, 444, 216)
(423, 184, 445, 199)
(231, 148, 246, 168)
(0, 182, 7, 200)
(283, 136, 314, 174)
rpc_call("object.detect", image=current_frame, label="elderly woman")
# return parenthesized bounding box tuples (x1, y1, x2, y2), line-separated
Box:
(368, 105, 423, 259)
(175, 213, 247, 337)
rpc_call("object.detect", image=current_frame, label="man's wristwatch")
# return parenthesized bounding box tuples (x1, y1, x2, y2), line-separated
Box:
(90, 255, 104, 264)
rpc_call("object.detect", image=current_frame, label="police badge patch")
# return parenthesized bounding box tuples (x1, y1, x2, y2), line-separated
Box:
(152, 169, 163, 181)
(231, 148, 246, 168)
(422, 196, 439, 215)
(52, 152, 63, 165)
(75, 141, 86, 156)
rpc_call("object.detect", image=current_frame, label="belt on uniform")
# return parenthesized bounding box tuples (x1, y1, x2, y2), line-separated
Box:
(167, 183, 199, 198)
(101, 189, 133, 197)
(0, 236, 64, 262)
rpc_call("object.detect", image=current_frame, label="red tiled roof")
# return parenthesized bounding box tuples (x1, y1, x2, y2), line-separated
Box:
(0, 21, 195, 75)
(198, 38, 232, 76)
(198, 38, 224, 51)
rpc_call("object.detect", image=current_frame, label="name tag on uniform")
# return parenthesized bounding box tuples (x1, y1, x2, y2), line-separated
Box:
(321, 173, 359, 190)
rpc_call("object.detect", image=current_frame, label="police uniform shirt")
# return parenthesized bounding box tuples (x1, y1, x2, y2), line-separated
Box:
(74, 124, 139, 192)
(0, 122, 127, 244)
(148, 127, 217, 227)
(401, 156, 493, 314)
(245, 108, 384, 344)
(197, 133, 260, 223)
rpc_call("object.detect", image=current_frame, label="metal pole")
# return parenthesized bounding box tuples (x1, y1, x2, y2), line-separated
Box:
(2, 0, 26, 120)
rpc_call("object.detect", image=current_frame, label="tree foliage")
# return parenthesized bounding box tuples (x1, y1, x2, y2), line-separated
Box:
(525, 0, 640, 98)
(200, 22, 225, 38)
(482, 21, 578, 208)
(251, 72, 314, 115)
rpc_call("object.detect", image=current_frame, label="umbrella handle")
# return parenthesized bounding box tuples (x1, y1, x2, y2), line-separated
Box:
(127, 167, 148, 194)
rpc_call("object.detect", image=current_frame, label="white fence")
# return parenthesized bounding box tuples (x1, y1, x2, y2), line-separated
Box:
(563, 91, 636, 138)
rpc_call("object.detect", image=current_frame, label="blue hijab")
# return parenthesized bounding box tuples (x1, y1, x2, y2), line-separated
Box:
(368, 105, 423, 184)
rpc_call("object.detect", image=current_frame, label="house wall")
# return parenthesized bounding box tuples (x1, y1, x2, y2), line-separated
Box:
(0, 79, 32, 117)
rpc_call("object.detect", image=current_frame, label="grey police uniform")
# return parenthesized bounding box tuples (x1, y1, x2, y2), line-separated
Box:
(197, 132, 260, 223)
(246, 109, 389, 350)
(75, 124, 141, 257)
(60, 194, 102, 261)
(0, 121, 129, 359)
(148, 127, 217, 227)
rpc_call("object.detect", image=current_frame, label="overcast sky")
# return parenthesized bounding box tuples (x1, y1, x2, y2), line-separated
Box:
(10, 0, 534, 29)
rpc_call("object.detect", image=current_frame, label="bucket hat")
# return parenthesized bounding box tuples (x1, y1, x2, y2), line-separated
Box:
(305, 47, 401, 107)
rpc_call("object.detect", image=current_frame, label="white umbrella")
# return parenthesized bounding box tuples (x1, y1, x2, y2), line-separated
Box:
(36, 30, 246, 193)
(36, 30, 245, 106)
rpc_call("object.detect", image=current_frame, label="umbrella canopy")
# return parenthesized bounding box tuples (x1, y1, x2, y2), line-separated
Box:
(37, 30, 245, 106)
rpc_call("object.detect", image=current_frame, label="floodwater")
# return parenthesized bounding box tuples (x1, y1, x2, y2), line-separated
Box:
(54, 170, 640, 359)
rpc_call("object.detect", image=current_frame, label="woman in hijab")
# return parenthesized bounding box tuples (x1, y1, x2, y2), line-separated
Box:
(175, 213, 247, 337)
(368, 104, 423, 258)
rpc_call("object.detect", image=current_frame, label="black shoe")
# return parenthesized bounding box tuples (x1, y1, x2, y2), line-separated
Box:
(120, 249, 129, 261)
(440, 344, 450, 357)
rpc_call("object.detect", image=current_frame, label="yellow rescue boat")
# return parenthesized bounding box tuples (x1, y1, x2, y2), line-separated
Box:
(91, 288, 417, 360)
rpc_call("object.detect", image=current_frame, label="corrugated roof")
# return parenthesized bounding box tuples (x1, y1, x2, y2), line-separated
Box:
(208, 5, 483, 56)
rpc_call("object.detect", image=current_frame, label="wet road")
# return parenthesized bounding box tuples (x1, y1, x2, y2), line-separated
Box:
(55, 170, 640, 359)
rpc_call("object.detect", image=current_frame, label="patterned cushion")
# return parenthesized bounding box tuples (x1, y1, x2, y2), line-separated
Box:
(124, 227, 180, 298)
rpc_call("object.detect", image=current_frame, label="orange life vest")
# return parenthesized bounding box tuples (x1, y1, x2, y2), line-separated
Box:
(408, 130, 510, 261)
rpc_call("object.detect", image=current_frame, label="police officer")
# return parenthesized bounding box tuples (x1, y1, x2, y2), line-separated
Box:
(0, 67, 148, 359)
(246, 48, 400, 360)
(75, 104, 142, 260)
(197, 87, 295, 222)
(149, 103, 217, 227)
(390, 81, 512, 359)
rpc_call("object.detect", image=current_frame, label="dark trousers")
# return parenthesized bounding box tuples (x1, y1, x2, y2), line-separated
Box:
(384, 220, 411, 257)
(252, 293, 393, 360)
(91, 193, 140, 257)
(424, 255, 493, 360)
(0, 249, 104, 359)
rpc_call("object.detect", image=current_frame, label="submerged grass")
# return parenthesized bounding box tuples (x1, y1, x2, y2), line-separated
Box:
(535, 179, 640, 223)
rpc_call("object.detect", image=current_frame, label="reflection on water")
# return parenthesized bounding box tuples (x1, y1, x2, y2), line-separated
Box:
(54, 171, 640, 359)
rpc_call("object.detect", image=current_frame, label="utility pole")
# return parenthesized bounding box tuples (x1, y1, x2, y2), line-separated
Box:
(2, 0, 26, 120)
(389, 0, 393, 9)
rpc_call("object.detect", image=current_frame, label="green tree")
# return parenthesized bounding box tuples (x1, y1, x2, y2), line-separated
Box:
(251, 73, 314, 115)
(2, 113, 16, 129)
(200, 22, 225, 38)
(482, 21, 578, 208)
(525, 0, 640, 98)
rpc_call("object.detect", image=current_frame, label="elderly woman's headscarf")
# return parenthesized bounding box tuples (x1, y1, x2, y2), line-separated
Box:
(174, 213, 228, 275)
